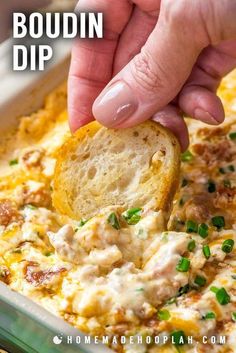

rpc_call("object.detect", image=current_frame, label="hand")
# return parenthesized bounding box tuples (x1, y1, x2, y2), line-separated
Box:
(68, 0, 236, 150)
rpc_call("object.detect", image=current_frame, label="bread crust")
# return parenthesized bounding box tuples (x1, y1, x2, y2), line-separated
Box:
(53, 121, 181, 219)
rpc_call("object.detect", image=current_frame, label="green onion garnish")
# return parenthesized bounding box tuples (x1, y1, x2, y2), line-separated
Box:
(26, 204, 37, 210)
(170, 330, 186, 346)
(177, 284, 190, 297)
(165, 297, 177, 305)
(203, 245, 211, 259)
(135, 288, 144, 292)
(222, 239, 234, 253)
(210, 286, 219, 294)
(176, 257, 190, 272)
(122, 208, 142, 225)
(198, 223, 209, 238)
(9, 158, 18, 166)
(158, 309, 170, 321)
(210, 287, 230, 305)
(186, 220, 198, 233)
(203, 312, 216, 320)
(207, 180, 216, 193)
(12, 249, 22, 254)
(211, 216, 225, 229)
(194, 275, 206, 287)
(107, 213, 120, 230)
(229, 132, 236, 140)
(78, 219, 88, 227)
(181, 150, 193, 162)
(232, 275, 236, 280)
(232, 312, 236, 322)
(216, 288, 231, 305)
(188, 239, 196, 252)
(44, 251, 53, 257)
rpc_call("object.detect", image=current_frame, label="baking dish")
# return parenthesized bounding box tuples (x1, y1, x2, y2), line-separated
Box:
(0, 38, 112, 353)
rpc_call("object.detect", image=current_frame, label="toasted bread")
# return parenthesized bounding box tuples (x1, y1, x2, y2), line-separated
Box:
(53, 121, 180, 220)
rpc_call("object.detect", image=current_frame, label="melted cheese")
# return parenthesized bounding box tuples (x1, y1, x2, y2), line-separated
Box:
(0, 73, 236, 353)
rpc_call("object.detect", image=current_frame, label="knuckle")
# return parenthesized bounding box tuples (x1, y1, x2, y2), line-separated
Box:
(130, 50, 166, 95)
(162, 0, 189, 25)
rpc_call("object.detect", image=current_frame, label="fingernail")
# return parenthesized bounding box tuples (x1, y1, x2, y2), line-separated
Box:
(93, 81, 138, 127)
(194, 108, 219, 124)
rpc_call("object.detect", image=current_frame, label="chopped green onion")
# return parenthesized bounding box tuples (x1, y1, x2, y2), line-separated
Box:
(207, 180, 216, 193)
(232, 312, 236, 322)
(25, 204, 37, 210)
(181, 150, 193, 162)
(177, 284, 190, 297)
(194, 275, 206, 287)
(78, 219, 88, 227)
(232, 275, 236, 280)
(128, 213, 141, 225)
(211, 287, 230, 305)
(157, 309, 170, 321)
(107, 213, 120, 230)
(166, 297, 177, 305)
(188, 239, 196, 252)
(186, 220, 198, 233)
(210, 286, 219, 294)
(12, 249, 22, 254)
(224, 179, 231, 188)
(44, 251, 52, 257)
(170, 330, 186, 346)
(211, 216, 225, 229)
(198, 223, 209, 238)
(181, 178, 188, 187)
(176, 257, 190, 272)
(203, 312, 216, 320)
(216, 288, 231, 305)
(9, 158, 18, 166)
(222, 239, 234, 253)
(229, 132, 236, 140)
(203, 245, 211, 259)
(122, 208, 142, 225)
(219, 167, 225, 174)
(135, 287, 144, 292)
(228, 165, 235, 172)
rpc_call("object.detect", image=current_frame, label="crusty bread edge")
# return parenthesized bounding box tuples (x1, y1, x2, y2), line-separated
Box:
(52, 121, 181, 219)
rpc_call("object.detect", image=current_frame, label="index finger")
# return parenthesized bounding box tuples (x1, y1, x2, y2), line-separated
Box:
(68, 0, 133, 132)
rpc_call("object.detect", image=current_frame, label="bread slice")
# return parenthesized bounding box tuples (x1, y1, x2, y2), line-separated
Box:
(53, 121, 180, 220)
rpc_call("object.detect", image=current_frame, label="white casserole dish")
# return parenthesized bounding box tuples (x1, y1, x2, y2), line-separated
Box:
(0, 38, 112, 353)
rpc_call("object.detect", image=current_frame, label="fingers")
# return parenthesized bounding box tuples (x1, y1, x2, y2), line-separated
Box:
(113, 0, 162, 74)
(152, 105, 189, 151)
(113, 7, 158, 75)
(92, 2, 206, 128)
(179, 86, 225, 125)
(68, 0, 133, 132)
(179, 40, 236, 124)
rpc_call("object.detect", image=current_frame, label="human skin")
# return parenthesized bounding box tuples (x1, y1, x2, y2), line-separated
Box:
(68, 0, 236, 150)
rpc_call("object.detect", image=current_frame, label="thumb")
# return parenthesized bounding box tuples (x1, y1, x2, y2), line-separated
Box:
(92, 4, 207, 128)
